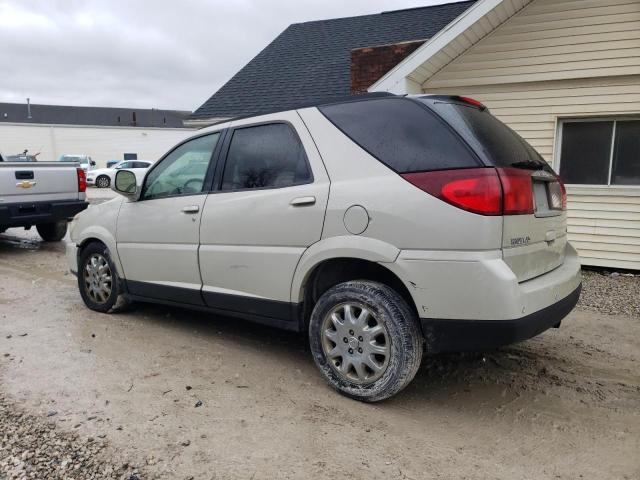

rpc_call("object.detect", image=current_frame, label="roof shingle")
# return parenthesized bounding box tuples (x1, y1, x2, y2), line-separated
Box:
(192, 1, 475, 119)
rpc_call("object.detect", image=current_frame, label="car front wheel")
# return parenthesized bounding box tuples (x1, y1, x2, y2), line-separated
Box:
(78, 242, 128, 313)
(96, 175, 111, 188)
(309, 280, 423, 402)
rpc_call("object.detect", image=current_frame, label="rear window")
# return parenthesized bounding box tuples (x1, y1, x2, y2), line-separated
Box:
(422, 98, 548, 169)
(319, 98, 480, 173)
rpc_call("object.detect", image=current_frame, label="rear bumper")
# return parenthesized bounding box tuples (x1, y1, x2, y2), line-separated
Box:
(421, 284, 581, 353)
(0, 200, 88, 228)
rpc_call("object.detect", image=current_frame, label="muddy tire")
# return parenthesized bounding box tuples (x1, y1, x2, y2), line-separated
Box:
(309, 280, 423, 402)
(78, 242, 129, 313)
(36, 221, 68, 242)
(96, 175, 111, 188)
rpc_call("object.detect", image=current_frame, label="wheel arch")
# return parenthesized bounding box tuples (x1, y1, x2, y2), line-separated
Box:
(75, 226, 124, 278)
(291, 236, 418, 330)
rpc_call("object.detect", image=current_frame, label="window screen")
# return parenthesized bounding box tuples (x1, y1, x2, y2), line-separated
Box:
(319, 98, 479, 173)
(612, 121, 640, 185)
(221, 123, 311, 190)
(559, 121, 613, 185)
(559, 119, 640, 186)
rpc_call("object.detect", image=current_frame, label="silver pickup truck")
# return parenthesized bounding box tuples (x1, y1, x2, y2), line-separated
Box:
(0, 153, 89, 241)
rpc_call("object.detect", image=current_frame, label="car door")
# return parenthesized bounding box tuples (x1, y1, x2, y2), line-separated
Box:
(199, 112, 330, 324)
(116, 131, 223, 305)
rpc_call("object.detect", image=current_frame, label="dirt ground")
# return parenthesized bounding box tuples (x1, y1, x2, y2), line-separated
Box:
(1, 195, 639, 479)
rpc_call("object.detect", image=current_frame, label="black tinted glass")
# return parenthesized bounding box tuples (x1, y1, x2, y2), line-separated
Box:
(222, 123, 311, 190)
(319, 98, 479, 173)
(560, 121, 613, 185)
(425, 100, 548, 169)
(612, 120, 640, 186)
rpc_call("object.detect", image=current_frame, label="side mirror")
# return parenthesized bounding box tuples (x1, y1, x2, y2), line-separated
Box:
(113, 170, 139, 200)
(90, 160, 96, 166)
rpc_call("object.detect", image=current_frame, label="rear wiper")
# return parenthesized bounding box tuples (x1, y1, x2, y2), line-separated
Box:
(510, 160, 545, 170)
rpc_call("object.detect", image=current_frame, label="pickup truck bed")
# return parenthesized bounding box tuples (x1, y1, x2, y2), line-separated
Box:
(0, 161, 88, 240)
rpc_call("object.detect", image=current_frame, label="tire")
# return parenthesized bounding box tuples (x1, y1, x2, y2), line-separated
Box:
(309, 280, 423, 402)
(36, 221, 68, 242)
(77, 242, 129, 313)
(96, 175, 111, 188)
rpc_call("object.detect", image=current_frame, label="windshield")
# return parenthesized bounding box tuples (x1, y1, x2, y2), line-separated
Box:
(419, 97, 550, 170)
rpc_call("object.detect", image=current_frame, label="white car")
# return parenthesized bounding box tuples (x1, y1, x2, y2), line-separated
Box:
(58, 154, 95, 172)
(87, 160, 153, 188)
(66, 94, 582, 402)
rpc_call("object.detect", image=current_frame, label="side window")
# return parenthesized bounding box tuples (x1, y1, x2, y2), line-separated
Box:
(142, 133, 220, 200)
(118, 161, 133, 169)
(221, 123, 312, 190)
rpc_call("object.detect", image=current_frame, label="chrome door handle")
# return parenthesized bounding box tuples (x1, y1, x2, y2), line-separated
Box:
(181, 205, 200, 214)
(290, 196, 316, 207)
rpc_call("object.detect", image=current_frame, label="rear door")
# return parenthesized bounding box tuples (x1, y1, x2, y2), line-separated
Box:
(198, 112, 329, 322)
(423, 97, 567, 282)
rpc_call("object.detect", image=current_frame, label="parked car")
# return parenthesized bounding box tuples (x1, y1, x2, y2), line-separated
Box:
(87, 160, 153, 188)
(66, 94, 581, 402)
(58, 154, 95, 172)
(1, 153, 88, 241)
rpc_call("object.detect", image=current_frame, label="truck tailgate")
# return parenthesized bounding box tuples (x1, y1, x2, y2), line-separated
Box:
(0, 163, 80, 204)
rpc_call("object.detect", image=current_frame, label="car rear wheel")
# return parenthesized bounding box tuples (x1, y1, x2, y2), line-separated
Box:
(78, 242, 129, 313)
(36, 221, 67, 242)
(309, 280, 423, 402)
(96, 175, 111, 188)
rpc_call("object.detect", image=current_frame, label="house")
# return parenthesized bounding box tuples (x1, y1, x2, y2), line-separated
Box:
(0, 102, 194, 168)
(191, 0, 640, 270)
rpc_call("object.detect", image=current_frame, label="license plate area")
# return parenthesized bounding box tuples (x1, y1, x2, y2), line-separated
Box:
(532, 173, 562, 218)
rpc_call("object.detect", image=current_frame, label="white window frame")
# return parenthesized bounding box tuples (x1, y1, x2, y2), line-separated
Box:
(554, 116, 640, 190)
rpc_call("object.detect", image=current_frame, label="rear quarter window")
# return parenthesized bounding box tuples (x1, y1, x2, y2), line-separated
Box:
(319, 98, 480, 173)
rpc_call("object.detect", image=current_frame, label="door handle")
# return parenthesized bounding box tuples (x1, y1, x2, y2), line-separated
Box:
(181, 205, 200, 214)
(290, 196, 316, 207)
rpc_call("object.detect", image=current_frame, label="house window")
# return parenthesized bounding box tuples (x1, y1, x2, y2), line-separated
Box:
(559, 119, 640, 186)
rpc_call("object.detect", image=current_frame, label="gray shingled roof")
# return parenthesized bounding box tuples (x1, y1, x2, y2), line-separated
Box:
(192, 1, 475, 120)
(0, 102, 191, 128)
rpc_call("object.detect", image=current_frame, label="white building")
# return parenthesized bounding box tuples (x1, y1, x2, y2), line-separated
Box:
(0, 102, 194, 168)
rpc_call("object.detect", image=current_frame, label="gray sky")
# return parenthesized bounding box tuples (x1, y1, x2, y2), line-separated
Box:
(0, 0, 466, 112)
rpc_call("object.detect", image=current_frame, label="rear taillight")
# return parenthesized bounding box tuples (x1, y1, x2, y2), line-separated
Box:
(401, 167, 535, 216)
(497, 168, 534, 215)
(77, 168, 87, 192)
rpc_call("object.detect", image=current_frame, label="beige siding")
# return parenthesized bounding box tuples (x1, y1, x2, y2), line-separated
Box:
(426, 0, 640, 88)
(422, 0, 640, 269)
(0, 124, 192, 168)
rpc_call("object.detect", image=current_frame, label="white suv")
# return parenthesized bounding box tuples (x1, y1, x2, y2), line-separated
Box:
(67, 94, 582, 402)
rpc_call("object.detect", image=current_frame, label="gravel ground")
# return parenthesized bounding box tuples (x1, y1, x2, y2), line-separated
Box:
(0, 395, 145, 480)
(578, 269, 640, 317)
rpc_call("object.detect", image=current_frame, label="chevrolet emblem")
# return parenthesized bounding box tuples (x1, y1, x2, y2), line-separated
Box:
(16, 180, 36, 189)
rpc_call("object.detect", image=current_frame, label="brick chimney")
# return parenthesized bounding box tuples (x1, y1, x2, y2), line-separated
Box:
(350, 40, 425, 94)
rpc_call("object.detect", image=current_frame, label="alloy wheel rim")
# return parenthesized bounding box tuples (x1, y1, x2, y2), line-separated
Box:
(98, 177, 109, 187)
(83, 253, 112, 304)
(321, 302, 390, 384)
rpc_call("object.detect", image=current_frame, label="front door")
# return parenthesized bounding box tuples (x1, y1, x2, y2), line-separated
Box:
(199, 112, 329, 323)
(116, 132, 222, 305)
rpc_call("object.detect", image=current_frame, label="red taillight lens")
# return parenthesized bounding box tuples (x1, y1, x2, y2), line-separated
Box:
(77, 168, 87, 192)
(456, 96, 486, 110)
(401, 167, 535, 216)
(402, 168, 502, 215)
(497, 168, 534, 215)
(557, 176, 567, 210)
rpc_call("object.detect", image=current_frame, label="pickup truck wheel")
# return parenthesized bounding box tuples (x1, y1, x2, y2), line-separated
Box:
(309, 280, 423, 402)
(36, 221, 67, 242)
(96, 175, 111, 188)
(78, 242, 128, 313)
